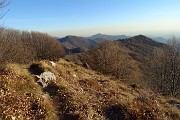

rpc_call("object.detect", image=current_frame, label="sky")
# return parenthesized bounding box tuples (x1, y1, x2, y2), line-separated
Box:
(1, 0, 180, 38)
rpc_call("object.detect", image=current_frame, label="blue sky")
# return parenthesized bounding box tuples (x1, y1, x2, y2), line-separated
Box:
(2, 0, 180, 38)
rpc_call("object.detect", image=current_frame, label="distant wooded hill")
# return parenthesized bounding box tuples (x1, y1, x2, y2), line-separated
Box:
(57, 36, 98, 54)
(56, 34, 129, 52)
(57, 34, 168, 54)
(118, 35, 166, 62)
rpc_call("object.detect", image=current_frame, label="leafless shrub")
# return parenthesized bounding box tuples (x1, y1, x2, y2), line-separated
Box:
(0, 28, 65, 64)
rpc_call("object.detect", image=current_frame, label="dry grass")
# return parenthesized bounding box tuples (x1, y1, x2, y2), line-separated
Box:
(0, 59, 180, 120)
(0, 63, 58, 120)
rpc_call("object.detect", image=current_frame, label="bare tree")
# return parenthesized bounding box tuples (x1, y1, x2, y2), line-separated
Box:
(0, 28, 65, 64)
(91, 41, 139, 79)
(0, 0, 9, 19)
(30, 31, 64, 60)
(0, 0, 9, 67)
(148, 37, 180, 97)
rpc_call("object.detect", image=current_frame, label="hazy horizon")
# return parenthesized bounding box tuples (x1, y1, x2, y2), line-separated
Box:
(49, 33, 178, 39)
(2, 0, 180, 38)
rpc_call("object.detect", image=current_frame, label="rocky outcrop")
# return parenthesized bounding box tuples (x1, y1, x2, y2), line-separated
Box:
(35, 71, 56, 88)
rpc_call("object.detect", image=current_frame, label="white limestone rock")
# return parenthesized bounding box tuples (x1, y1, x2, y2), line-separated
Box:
(35, 71, 56, 88)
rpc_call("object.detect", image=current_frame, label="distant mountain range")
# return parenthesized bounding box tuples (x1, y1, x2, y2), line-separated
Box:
(176, 41, 180, 51)
(87, 33, 129, 40)
(151, 37, 168, 43)
(56, 34, 130, 54)
(55, 33, 180, 54)
(56, 33, 173, 43)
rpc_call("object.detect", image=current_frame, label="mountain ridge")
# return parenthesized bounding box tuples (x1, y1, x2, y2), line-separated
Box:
(118, 35, 166, 62)
(87, 33, 129, 40)
(58, 34, 167, 54)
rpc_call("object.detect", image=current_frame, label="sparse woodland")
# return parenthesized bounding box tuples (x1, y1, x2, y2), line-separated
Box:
(147, 38, 180, 97)
(71, 36, 180, 98)
(93, 38, 180, 97)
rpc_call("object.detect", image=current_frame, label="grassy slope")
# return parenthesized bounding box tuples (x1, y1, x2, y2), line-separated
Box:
(0, 59, 180, 120)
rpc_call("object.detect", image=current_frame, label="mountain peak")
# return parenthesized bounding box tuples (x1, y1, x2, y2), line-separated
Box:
(88, 33, 129, 40)
(65, 35, 79, 39)
(128, 35, 162, 45)
(119, 35, 166, 62)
